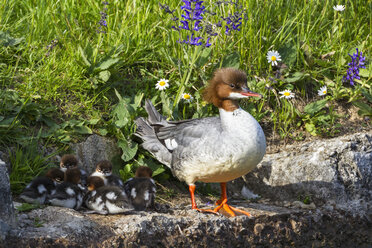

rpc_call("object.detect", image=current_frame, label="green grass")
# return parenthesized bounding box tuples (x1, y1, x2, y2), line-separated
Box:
(0, 0, 371, 180)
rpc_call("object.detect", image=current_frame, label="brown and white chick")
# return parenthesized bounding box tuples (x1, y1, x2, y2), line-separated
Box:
(59, 154, 87, 186)
(84, 176, 132, 215)
(123, 166, 156, 211)
(20, 168, 64, 205)
(49, 167, 85, 209)
(91, 160, 124, 188)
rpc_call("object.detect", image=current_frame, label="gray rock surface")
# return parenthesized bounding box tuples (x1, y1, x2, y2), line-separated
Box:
(232, 132, 372, 216)
(0, 158, 15, 242)
(4, 202, 372, 247)
(72, 134, 121, 173)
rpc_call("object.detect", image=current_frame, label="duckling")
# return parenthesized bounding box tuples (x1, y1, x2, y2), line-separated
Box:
(59, 154, 87, 186)
(49, 167, 85, 210)
(20, 168, 64, 205)
(84, 176, 132, 215)
(123, 166, 156, 211)
(90, 160, 124, 188)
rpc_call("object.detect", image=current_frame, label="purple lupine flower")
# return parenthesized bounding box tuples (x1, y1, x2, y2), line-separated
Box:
(205, 37, 211, 47)
(97, 2, 108, 33)
(343, 48, 366, 86)
(223, 13, 242, 35)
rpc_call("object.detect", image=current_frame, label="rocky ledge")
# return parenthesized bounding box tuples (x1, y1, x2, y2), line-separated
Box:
(3, 201, 372, 248)
(1, 132, 372, 247)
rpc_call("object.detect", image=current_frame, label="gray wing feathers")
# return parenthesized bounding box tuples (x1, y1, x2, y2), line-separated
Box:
(135, 100, 221, 168)
(134, 101, 172, 167)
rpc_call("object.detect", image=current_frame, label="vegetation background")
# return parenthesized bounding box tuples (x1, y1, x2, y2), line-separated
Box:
(0, 0, 370, 194)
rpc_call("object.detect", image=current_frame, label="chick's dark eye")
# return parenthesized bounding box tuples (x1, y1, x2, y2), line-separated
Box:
(229, 84, 235, 88)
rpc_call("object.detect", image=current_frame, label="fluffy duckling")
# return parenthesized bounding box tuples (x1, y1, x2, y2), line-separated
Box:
(124, 166, 156, 211)
(20, 168, 64, 205)
(84, 176, 132, 215)
(49, 167, 85, 210)
(59, 154, 87, 186)
(90, 160, 124, 188)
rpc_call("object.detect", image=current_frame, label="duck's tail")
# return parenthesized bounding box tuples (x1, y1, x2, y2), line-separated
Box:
(134, 100, 172, 168)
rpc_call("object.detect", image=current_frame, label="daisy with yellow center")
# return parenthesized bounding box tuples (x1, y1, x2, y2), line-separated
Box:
(318, 86, 327, 96)
(181, 93, 193, 102)
(155, 79, 169, 90)
(333, 5, 345, 11)
(279, 89, 295, 99)
(266, 50, 282, 66)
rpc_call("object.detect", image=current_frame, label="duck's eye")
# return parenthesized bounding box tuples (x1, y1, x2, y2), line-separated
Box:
(229, 84, 235, 88)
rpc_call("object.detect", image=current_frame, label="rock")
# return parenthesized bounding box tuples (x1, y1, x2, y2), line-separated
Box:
(233, 132, 372, 216)
(0, 158, 15, 242)
(72, 134, 121, 174)
(4, 202, 372, 247)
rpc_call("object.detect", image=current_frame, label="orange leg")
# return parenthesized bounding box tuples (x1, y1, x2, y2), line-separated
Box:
(189, 184, 218, 215)
(214, 183, 252, 217)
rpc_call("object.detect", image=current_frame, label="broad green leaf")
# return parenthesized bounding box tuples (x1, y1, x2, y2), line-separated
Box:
(222, 51, 240, 69)
(196, 47, 212, 68)
(97, 58, 120, 70)
(285, 72, 308, 83)
(98, 128, 108, 136)
(118, 138, 138, 162)
(279, 42, 297, 67)
(113, 101, 130, 128)
(98, 70, 111, 82)
(88, 119, 100, 125)
(0, 31, 23, 46)
(78, 46, 91, 67)
(73, 125, 92, 134)
(352, 101, 372, 117)
(361, 89, 372, 103)
(305, 123, 317, 136)
(304, 99, 328, 115)
(359, 68, 372, 78)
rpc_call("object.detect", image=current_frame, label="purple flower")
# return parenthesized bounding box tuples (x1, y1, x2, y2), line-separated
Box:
(179, 34, 203, 46)
(97, 3, 108, 33)
(343, 48, 366, 86)
(205, 37, 211, 47)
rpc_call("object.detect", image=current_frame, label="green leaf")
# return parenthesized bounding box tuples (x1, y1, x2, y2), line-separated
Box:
(98, 128, 108, 136)
(361, 89, 372, 103)
(304, 99, 328, 115)
(97, 58, 120, 70)
(73, 125, 92, 134)
(285, 72, 308, 83)
(113, 101, 130, 128)
(196, 47, 212, 68)
(221, 51, 240, 69)
(117, 138, 138, 162)
(359, 68, 372, 78)
(352, 101, 372, 117)
(98, 70, 111, 82)
(305, 123, 317, 136)
(88, 118, 100, 125)
(0, 31, 23, 46)
(279, 42, 297, 67)
(78, 46, 91, 67)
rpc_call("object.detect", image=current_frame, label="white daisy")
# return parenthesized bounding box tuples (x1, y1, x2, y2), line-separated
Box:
(279, 89, 295, 99)
(266, 50, 282, 66)
(181, 93, 193, 102)
(333, 5, 345, 11)
(155, 79, 169, 90)
(318, 86, 327, 96)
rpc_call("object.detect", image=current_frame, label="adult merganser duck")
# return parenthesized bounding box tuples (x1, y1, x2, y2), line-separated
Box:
(90, 160, 124, 188)
(84, 176, 132, 214)
(49, 167, 85, 209)
(20, 168, 64, 205)
(123, 166, 156, 211)
(135, 68, 266, 216)
(60, 154, 87, 186)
